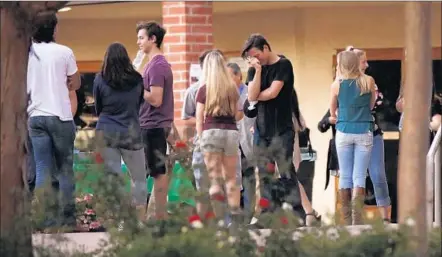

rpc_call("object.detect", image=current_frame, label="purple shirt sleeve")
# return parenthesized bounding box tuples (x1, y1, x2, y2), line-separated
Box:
(143, 65, 166, 91)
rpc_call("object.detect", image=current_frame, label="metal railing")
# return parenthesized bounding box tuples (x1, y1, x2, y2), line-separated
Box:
(426, 125, 441, 228)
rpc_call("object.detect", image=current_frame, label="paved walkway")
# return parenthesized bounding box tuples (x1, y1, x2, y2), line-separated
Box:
(32, 224, 399, 255)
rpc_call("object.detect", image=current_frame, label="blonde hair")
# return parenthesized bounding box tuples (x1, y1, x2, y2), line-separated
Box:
(337, 50, 371, 94)
(202, 50, 239, 117)
(345, 45, 366, 59)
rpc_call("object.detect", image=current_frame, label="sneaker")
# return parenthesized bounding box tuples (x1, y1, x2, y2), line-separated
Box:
(250, 217, 259, 225)
(247, 217, 265, 229)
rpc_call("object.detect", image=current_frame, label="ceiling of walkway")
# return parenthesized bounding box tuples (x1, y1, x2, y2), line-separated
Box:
(60, 1, 403, 20)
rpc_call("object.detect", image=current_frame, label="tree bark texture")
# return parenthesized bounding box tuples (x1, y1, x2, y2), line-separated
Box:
(0, 2, 67, 256)
(398, 2, 432, 257)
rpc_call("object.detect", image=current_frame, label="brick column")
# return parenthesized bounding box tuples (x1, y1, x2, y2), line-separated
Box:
(162, 1, 213, 123)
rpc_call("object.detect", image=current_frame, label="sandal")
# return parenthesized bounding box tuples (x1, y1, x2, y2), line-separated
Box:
(305, 210, 322, 226)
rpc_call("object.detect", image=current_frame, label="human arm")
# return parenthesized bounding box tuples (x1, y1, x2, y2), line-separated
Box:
(69, 90, 78, 116)
(373, 85, 386, 112)
(196, 103, 204, 138)
(144, 87, 163, 108)
(133, 50, 145, 71)
(236, 89, 247, 121)
(236, 109, 244, 121)
(246, 61, 262, 101)
(143, 68, 165, 108)
(430, 114, 441, 131)
(257, 59, 293, 101)
(396, 94, 404, 113)
(257, 81, 283, 101)
(195, 86, 206, 138)
(430, 98, 442, 131)
(92, 76, 102, 116)
(66, 50, 81, 91)
(368, 76, 376, 110)
(298, 111, 307, 131)
(329, 81, 339, 121)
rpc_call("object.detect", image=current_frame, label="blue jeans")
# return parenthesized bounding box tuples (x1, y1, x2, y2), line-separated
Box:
(368, 135, 391, 207)
(26, 135, 36, 192)
(28, 116, 76, 224)
(335, 131, 373, 189)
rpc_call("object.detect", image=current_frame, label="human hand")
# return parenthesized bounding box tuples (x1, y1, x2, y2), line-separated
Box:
(430, 114, 441, 131)
(250, 126, 255, 134)
(133, 50, 145, 70)
(247, 57, 261, 71)
(329, 116, 337, 124)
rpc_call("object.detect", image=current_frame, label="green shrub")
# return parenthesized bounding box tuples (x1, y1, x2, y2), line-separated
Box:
(1, 142, 441, 257)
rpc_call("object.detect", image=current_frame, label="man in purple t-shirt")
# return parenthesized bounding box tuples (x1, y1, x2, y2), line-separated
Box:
(136, 21, 174, 220)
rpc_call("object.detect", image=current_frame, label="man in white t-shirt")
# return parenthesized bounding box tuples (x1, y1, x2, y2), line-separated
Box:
(27, 14, 81, 228)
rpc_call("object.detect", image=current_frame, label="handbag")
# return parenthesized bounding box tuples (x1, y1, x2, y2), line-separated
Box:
(298, 127, 314, 155)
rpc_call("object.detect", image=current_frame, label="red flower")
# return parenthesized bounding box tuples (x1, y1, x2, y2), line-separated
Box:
(257, 246, 266, 253)
(89, 221, 101, 229)
(84, 209, 95, 215)
(259, 198, 270, 209)
(95, 153, 104, 164)
(204, 211, 216, 220)
(83, 194, 93, 202)
(266, 162, 275, 173)
(175, 140, 187, 149)
(188, 214, 201, 223)
(280, 216, 289, 225)
(211, 193, 226, 202)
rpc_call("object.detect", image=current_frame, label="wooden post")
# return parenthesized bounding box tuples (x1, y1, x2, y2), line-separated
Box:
(398, 1, 432, 256)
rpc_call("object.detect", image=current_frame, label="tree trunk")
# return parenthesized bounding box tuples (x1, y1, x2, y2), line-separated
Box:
(0, 6, 33, 256)
(0, 2, 67, 256)
(398, 2, 432, 256)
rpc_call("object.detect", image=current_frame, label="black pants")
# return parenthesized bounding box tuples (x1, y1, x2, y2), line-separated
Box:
(141, 127, 171, 178)
(253, 129, 302, 214)
(240, 146, 255, 219)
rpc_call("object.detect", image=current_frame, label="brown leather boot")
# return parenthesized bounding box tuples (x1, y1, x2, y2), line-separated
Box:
(352, 187, 366, 225)
(339, 189, 352, 225)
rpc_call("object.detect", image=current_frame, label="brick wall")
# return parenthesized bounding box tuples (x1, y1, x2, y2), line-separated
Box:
(162, 1, 213, 123)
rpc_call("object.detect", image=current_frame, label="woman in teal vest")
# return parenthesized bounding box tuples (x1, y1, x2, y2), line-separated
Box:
(330, 50, 376, 225)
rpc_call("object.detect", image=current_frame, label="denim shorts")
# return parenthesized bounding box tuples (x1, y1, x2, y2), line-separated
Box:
(194, 131, 242, 190)
(200, 129, 239, 156)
